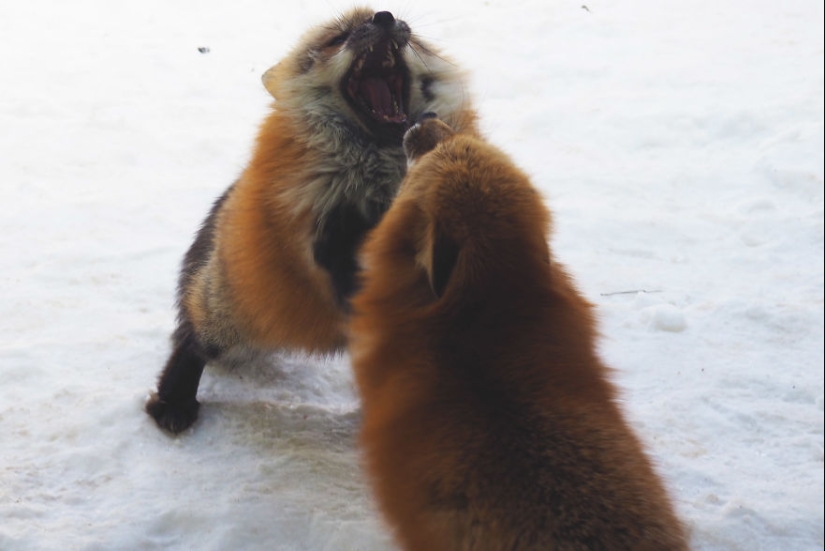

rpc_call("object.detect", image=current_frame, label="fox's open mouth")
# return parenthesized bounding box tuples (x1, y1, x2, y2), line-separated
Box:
(344, 39, 409, 128)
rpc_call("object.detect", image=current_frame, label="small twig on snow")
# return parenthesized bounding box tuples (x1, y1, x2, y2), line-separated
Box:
(600, 289, 663, 297)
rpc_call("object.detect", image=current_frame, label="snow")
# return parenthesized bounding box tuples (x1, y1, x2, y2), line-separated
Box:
(0, 0, 822, 549)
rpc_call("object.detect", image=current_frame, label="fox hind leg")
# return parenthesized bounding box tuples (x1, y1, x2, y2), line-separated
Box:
(145, 321, 220, 433)
(146, 189, 231, 434)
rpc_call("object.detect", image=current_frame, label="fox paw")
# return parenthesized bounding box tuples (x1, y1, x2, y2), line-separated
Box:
(145, 394, 200, 434)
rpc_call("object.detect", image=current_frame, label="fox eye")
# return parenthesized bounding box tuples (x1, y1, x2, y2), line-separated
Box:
(325, 32, 350, 48)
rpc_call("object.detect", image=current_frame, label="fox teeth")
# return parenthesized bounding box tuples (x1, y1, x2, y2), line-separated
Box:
(391, 40, 399, 50)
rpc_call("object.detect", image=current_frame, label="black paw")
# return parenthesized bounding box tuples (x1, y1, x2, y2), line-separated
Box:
(145, 393, 200, 434)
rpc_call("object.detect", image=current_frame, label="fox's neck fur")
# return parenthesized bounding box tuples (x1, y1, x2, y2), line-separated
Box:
(259, 105, 407, 235)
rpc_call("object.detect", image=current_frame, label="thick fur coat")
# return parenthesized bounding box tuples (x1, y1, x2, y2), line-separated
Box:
(146, 8, 478, 433)
(349, 118, 689, 550)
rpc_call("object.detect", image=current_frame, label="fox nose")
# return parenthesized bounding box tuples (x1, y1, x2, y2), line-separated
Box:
(373, 11, 395, 27)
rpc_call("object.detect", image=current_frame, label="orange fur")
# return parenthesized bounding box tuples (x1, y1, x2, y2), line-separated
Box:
(350, 119, 689, 550)
(146, 8, 478, 434)
(216, 114, 345, 351)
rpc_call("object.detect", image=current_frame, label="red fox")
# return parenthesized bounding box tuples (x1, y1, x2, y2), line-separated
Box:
(146, 8, 478, 433)
(349, 116, 689, 550)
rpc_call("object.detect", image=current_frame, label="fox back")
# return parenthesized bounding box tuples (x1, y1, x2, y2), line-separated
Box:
(350, 118, 689, 551)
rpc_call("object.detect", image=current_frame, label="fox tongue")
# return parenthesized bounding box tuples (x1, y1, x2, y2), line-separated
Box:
(359, 76, 393, 117)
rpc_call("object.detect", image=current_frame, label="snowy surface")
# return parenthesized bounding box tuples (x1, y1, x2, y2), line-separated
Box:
(1, 0, 822, 549)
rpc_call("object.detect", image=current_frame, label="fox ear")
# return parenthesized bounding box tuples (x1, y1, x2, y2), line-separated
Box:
(403, 117, 456, 165)
(261, 64, 280, 98)
(428, 225, 460, 298)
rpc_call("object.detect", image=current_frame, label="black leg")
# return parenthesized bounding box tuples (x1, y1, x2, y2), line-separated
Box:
(145, 323, 213, 434)
(313, 201, 384, 309)
(147, 187, 232, 434)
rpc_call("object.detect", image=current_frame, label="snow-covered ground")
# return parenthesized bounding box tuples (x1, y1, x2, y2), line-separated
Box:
(1, 0, 822, 549)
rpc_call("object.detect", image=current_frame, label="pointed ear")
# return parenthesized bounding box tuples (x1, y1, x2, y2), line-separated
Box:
(403, 117, 456, 165)
(261, 64, 280, 98)
(428, 224, 460, 298)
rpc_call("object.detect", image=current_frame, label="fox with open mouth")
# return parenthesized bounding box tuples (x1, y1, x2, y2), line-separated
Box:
(146, 7, 479, 434)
